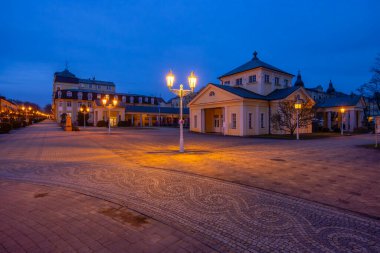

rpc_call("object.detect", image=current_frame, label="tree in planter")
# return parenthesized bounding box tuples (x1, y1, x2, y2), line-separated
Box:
(271, 99, 315, 136)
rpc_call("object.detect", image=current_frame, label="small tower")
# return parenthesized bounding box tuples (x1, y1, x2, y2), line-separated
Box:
(294, 71, 304, 87)
(326, 80, 336, 94)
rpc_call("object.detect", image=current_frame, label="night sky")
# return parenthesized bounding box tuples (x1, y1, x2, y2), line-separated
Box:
(1, 0, 380, 107)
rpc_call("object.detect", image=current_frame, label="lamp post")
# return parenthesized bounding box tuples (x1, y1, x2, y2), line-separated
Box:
(166, 70, 197, 153)
(102, 97, 118, 134)
(340, 107, 345, 136)
(294, 100, 302, 140)
(79, 106, 90, 128)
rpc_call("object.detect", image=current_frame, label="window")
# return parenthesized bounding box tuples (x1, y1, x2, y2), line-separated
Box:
(209, 91, 215, 96)
(194, 115, 197, 128)
(78, 92, 83, 100)
(89, 84, 93, 88)
(145, 97, 148, 102)
(214, 115, 219, 128)
(130, 96, 134, 103)
(97, 85, 101, 89)
(275, 77, 280, 86)
(284, 79, 289, 87)
(97, 94, 101, 99)
(78, 102, 82, 107)
(122, 96, 126, 103)
(138, 97, 142, 103)
(88, 102, 92, 108)
(87, 93, 93, 100)
(57, 91, 62, 98)
(105, 94, 110, 100)
(151, 98, 155, 104)
(224, 81, 230, 85)
(59, 102, 63, 107)
(67, 91, 72, 97)
(249, 113, 252, 129)
(67, 101, 72, 107)
(114, 95, 118, 100)
(260, 113, 264, 128)
(107, 86, 111, 90)
(231, 113, 237, 129)
(249, 75, 256, 83)
(264, 75, 270, 83)
(235, 78, 242, 85)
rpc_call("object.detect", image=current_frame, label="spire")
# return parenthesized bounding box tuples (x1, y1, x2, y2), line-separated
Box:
(326, 80, 336, 93)
(252, 51, 258, 60)
(294, 70, 304, 87)
(65, 60, 69, 70)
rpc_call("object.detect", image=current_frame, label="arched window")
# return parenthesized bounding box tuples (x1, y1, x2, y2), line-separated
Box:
(209, 91, 215, 96)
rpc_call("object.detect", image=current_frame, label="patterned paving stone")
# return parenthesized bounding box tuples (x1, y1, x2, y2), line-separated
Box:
(0, 121, 379, 252)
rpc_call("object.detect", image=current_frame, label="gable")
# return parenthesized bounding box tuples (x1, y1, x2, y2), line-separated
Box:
(281, 87, 315, 105)
(188, 84, 243, 106)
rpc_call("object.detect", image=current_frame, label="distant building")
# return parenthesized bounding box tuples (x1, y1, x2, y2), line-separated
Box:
(168, 92, 198, 108)
(0, 96, 18, 114)
(52, 68, 187, 127)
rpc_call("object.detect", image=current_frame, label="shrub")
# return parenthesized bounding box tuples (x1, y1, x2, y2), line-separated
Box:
(96, 120, 107, 127)
(11, 121, 22, 129)
(117, 121, 128, 127)
(0, 123, 12, 134)
(353, 127, 369, 134)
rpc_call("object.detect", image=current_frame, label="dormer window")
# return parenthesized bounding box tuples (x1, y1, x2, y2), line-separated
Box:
(209, 91, 215, 96)
(151, 98, 155, 104)
(275, 77, 280, 86)
(67, 91, 72, 97)
(130, 96, 134, 103)
(78, 92, 83, 100)
(249, 75, 256, 83)
(264, 75, 270, 83)
(235, 78, 242, 85)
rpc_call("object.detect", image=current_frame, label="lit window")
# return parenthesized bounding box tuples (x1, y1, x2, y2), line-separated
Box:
(249, 75, 256, 83)
(235, 78, 242, 85)
(264, 75, 270, 83)
(106, 94, 110, 100)
(231, 113, 237, 129)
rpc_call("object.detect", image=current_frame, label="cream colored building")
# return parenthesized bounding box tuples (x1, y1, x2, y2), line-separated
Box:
(189, 52, 315, 136)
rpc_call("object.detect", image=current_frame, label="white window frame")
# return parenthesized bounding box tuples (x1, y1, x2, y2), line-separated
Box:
(231, 113, 237, 129)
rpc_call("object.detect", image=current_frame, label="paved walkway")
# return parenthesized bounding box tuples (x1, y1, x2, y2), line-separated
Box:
(0, 121, 379, 252)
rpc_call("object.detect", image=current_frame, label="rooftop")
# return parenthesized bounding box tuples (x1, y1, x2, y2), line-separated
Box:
(316, 96, 363, 108)
(218, 51, 294, 79)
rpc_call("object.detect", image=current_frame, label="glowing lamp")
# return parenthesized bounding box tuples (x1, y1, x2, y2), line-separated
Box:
(113, 99, 118, 107)
(294, 101, 302, 109)
(340, 108, 345, 113)
(166, 70, 175, 89)
(188, 71, 197, 91)
(102, 98, 107, 106)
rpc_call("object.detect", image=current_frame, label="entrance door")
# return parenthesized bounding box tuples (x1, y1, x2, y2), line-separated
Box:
(212, 114, 222, 133)
(110, 117, 117, 127)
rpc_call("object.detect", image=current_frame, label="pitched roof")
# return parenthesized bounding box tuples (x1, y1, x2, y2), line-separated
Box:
(125, 105, 189, 115)
(210, 83, 267, 100)
(210, 83, 301, 101)
(79, 78, 115, 86)
(218, 52, 293, 79)
(266, 86, 301, 100)
(54, 69, 76, 78)
(316, 96, 363, 108)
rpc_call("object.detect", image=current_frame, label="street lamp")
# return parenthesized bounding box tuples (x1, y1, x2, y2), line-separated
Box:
(79, 106, 90, 128)
(294, 100, 302, 140)
(340, 107, 345, 136)
(166, 70, 197, 153)
(102, 97, 118, 134)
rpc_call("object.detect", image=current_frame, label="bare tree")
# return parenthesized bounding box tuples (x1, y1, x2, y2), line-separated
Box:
(271, 99, 315, 135)
(357, 54, 380, 112)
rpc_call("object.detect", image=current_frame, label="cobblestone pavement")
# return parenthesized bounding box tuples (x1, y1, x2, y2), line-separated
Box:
(0, 121, 380, 252)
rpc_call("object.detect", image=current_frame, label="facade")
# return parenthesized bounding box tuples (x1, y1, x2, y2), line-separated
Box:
(189, 52, 314, 136)
(52, 68, 187, 126)
(295, 73, 366, 132)
(168, 92, 198, 108)
(0, 97, 18, 113)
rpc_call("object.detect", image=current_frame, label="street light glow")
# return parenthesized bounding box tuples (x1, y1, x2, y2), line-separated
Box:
(166, 70, 175, 89)
(188, 71, 197, 91)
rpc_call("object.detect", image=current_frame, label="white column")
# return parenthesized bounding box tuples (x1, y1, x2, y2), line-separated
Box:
(327, 111, 332, 130)
(255, 106, 260, 135)
(349, 110, 356, 132)
(240, 104, 246, 136)
(223, 106, 228, 135)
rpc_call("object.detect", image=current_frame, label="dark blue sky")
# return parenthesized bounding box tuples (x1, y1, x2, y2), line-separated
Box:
(1, 0, 380, 106)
